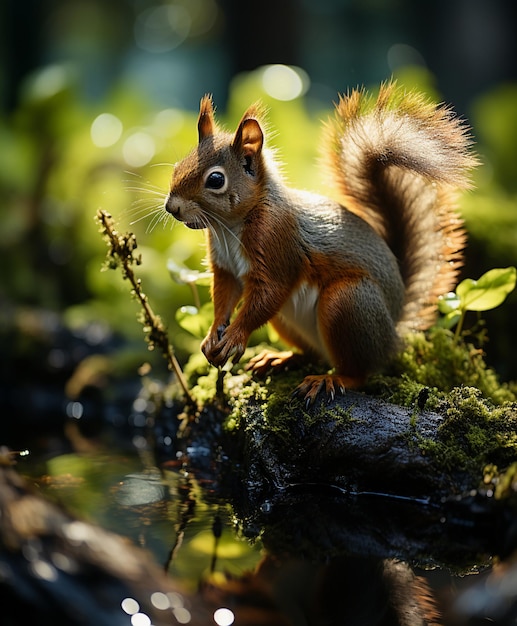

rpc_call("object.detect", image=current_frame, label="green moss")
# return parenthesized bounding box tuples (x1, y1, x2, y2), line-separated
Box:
(221, 359, 361, 454)
(364, 328, 517, 474)
(225, 376, 269, 432)
(386, 385, 517, 476)
(436, 387, 517, 471)
(366, 374, 442, 413)
(363, 328, 517, 472)
(492, 462, 517, 500)
(183, 350, 212, 385)
(182, 351, 219, 405)
(387, 327, 515, 405)
(234, 365, 310, 441)
(182, 329, 517, 479)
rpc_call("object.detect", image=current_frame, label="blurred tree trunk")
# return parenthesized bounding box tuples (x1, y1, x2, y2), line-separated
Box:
(2, 0, 43, 111)
(219, 0, 300, 74)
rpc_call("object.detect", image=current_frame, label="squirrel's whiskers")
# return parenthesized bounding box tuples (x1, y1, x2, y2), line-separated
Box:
(123, 172, 172, 233)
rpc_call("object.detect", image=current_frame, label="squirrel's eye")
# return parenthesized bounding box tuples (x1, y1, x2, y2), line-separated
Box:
(204, 167, 227, 193)
(206, 171, 225, 189)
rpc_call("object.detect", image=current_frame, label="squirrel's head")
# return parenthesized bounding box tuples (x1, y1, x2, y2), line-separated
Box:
(165, 95, 265, 229)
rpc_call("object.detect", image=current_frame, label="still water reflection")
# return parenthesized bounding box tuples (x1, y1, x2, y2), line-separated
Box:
(27, 450, 263, 586)
(3, 442, 504, 626)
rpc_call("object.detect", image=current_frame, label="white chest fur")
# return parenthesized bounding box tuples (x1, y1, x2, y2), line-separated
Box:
(209, 227, 328, 360)
(209, 224, 249, 278)
(278, 282, 330, 361)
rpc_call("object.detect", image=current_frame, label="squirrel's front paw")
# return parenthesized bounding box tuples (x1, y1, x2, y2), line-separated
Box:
(202, 328, 247, 368)
(201, 325, 225, 359)
(200, 334, 218, 363)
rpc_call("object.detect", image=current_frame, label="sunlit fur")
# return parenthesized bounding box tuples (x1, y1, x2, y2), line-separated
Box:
(161, 84, 478, 400)
(322, 82, 478, 330)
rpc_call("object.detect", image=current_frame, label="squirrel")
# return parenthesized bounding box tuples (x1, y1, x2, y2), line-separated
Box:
(165, 81, 477, 404)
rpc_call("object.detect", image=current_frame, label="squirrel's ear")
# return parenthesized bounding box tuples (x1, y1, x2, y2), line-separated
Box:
(198, 95, 216, 141)
(232, 117, 264, 160)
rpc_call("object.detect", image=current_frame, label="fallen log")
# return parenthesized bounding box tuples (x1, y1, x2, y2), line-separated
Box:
(179, 369, 517, 570)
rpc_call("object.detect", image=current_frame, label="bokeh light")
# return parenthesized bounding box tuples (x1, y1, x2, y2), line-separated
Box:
(150, 591, 170, 610)
(91, 113, 123, 148)
(121, 597, 140, 615)
(214, 607, 235, 626)
(131, 613, 151, 626)
(261, 64, 309, 101)
(123, 132, 156, 167)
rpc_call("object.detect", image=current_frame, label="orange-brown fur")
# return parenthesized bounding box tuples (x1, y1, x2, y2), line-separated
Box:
(164, 85, 477, 402)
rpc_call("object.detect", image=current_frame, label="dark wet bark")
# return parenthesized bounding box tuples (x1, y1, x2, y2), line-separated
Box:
(206, 390, 517, 569)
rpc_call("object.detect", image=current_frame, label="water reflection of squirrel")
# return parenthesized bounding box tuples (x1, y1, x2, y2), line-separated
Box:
(201, 554, 443, 626)
(165, 82, 477, 402)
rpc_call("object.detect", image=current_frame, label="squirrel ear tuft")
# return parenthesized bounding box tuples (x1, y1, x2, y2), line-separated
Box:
(198, 95, 216, 141)
(233, 117, 263, 159)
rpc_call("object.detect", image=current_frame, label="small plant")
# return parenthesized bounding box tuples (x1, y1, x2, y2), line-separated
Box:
(168, 258, 228, 398)
(438, 267, 517, 340)
(167, 258, 214, 341)
(96, 209, 193, 406)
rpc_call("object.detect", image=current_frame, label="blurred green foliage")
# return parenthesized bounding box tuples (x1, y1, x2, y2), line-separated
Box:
(2, 64, 517, 377)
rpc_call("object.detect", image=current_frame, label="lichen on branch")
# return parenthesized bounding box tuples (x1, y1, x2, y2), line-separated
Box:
(96, 209, 193, 406)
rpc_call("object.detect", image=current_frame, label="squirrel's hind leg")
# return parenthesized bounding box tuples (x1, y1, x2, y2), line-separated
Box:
(246, 350, 307, 377)
(293, 277, 399, 404)
(293, 373, 364, 407)
(319, 276, 400, 373)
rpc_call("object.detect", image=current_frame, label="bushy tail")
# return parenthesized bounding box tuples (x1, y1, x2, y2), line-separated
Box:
(322, 81, 478, 330)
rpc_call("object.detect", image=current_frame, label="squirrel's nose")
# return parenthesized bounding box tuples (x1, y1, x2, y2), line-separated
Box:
(164, 193, 180, 216)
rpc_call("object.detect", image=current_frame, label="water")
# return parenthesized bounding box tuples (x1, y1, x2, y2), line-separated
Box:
(21, 448, 263, 587)
(1, 365, 513, 625)
(4, 305, 515, 623)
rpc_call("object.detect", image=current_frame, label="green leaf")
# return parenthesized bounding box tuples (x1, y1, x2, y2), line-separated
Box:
(456, 267, 516, 312)
(167, 259, 212, 286)
(175, 303, 213, 339)
(436, 310, 462, 330)
(438, 292, 461, 315)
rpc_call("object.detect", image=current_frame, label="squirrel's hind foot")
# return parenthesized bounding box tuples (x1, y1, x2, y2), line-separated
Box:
(294, 374, 364, 408)
(246, 350, 307, 378)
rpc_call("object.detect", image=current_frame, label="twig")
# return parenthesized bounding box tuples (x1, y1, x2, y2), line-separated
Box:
(164, 478, 196, 572)
(96, 209, 194, 406)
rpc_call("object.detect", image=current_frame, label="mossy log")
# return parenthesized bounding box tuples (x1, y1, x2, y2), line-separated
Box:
(184, 373, 517, 569)
(236, 389, 453, 499)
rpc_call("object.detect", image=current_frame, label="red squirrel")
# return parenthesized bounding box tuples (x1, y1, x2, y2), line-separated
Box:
(165, 82, 477, 403)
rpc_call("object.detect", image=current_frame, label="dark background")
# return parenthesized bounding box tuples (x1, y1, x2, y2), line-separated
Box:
(3, 0, 517, 115)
